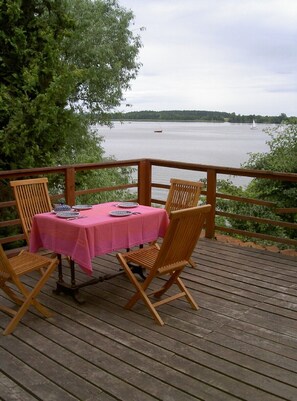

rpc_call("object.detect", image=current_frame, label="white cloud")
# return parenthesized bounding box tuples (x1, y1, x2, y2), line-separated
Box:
(119, 0, 297, 116)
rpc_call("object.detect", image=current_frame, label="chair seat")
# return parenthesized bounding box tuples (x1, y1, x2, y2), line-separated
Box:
(9, 251, 54, 275)
(124, 245, 159, 269)
(125, 245, 188, 274)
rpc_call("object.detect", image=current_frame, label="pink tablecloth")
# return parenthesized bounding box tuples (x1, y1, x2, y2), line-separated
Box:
(30, 202, 169, 275)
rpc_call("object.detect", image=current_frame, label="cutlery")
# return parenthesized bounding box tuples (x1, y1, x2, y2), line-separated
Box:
(66, 216, 87, 220)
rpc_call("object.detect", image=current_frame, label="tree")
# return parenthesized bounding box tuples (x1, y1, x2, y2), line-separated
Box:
(243, 121, 297, 210)
(0, 0, 142, 246)
(0, 0, 142, 170)
(0, 0, 75, 169)
(216, 122, 297, 243)
(55, 0, 142, 202)
(63, 0, 141, 124)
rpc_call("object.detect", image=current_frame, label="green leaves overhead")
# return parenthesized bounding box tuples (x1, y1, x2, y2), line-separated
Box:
(63, 0, 141, 119)
(0, 0, 141, 169)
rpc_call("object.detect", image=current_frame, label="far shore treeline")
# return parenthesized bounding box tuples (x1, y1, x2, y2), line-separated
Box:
(112, 110, 292, 124)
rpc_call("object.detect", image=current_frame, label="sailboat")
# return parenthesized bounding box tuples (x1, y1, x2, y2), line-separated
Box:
(250, 120, 257, 130)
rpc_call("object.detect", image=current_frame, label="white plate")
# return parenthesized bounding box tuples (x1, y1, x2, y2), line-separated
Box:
(109, 210, 132, 217)
(56, 211, 80, 219)
(117, 202, 139, 208)
(72, 205, 92, 211)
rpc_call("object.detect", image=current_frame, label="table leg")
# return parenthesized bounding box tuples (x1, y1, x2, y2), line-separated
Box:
(57, 254, 64, 282)
(53, 255, 125, 303)
(129, 264, 147, 281)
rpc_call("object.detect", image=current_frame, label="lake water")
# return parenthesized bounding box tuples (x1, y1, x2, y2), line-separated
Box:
(96, 121, 271, 192)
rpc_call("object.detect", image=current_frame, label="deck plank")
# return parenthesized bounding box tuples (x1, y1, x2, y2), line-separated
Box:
(1, 238, 297, 401)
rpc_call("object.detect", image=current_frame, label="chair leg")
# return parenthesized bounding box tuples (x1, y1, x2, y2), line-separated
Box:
(118, 255, 164, 326)
(3, 297, 34, 335)
(17, 267, 56, 316)
(127, 285, 165, 326)
(122, 263, 150, 309)
(151, 271, 198, 310)
(188, 257, 196, 268)
(152, 270, 181, 298)
(176, 277, 199, 310)
(3, 288, 52, 336)
(2, 261, 57, 335)
(0, 282, 24, 306)
(0, 304, 17, 317)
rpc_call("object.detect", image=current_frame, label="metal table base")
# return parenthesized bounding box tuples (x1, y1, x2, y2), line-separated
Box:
(53, 255, 125, 303)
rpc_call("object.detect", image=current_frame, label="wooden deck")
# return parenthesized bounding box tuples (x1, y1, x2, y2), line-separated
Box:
(1, 238, 297, 401)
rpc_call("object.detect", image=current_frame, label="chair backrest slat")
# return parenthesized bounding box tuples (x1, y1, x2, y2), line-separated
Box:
(10, 178, 52, 245)
(165, 178, 203, 213)
(153, 205, 211, 271)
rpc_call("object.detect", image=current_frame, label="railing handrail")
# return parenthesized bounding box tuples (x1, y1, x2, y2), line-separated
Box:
(0, 159, 141, 178)
(148, 158, 297, 181)
(1, 158, 297, 181)
(1, 158, 296, 249)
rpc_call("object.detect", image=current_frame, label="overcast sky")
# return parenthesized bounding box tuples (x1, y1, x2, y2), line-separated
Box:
(118, 0, 297, 116)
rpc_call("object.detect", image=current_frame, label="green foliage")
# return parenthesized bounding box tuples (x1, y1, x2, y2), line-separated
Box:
(0, 0, 141, 246)
(244, 123, 297, 173)
(228, 112, 289, 124)
(216, 123, 297, 245)
(0, 0, 142, 170)
(243, 123, 297, 212)
(74, 167, 135, 205)
(0, 0, 74, 169)
(63, 0, 141, 124)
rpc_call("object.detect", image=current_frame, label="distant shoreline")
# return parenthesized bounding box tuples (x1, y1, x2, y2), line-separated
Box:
(112, 110, 291, 124)
(112, 118, 239, 124)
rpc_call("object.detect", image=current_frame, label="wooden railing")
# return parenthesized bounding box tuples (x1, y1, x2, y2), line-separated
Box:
(0, 158, 296, 249)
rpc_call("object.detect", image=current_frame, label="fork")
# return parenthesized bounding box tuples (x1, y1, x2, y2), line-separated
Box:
(66, 216, 87, 220)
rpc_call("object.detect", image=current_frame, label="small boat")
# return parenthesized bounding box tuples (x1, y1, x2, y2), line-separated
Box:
(154, 129, 163, 133)
(250, 120, 257, 130)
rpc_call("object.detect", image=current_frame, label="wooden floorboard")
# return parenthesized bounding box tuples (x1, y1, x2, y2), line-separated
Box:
(1, 238, 297, 401)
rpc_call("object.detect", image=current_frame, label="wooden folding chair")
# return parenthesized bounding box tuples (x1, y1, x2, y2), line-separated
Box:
(117, 205, 211, 326)
(165, 178, 203, 213)
(0, 244, 58, 335)
(10, 178, 52, 246)
(163, 178, 203, 268)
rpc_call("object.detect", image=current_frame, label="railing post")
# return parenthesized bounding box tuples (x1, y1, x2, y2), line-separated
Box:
(138, 160, 152, 205)
(65, 167, 76, 206)
(205, 169, 216, 238)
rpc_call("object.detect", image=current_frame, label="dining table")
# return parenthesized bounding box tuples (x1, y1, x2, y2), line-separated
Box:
(30, 202, 169, 302)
